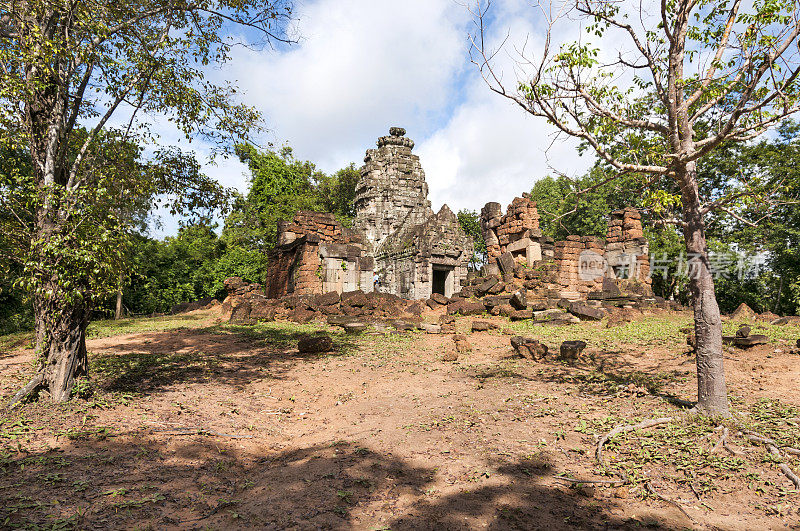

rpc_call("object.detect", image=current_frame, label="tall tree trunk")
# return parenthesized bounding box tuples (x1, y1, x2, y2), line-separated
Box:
(680, 165, 730, 416)
(774, 274, 784, 315)
(34, 287, 89, 402)
(115, 288, 124, 320)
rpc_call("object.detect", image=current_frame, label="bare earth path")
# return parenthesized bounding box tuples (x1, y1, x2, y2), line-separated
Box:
(1, 309, 799, 529)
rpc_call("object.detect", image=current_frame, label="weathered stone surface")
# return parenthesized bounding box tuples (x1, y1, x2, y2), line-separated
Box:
(405, 302, 425, 316)
(476, 276, 500, 296)
(497, 252, 515, 276)
(510, 290, 527, 310)
(736, 325, 751, 338)
(731, 303, 757, 321)
(559, 340, 587, 360)
(298, 334, 333, 353)
(341, 290, 367, 307)
(430, 293, 449, 305)
(288, 308, 317, 323)
(734, 334, 768, 348)
(419, 323, 442, 334)
(341, 322, 369, 334)
(487, 281, 505, 295)
(510, 309, 533, 321)
(447, 300, 485, 316)
(471, 320, 499, 332)
(568, 302, 606, 321)
(511, 336, 548, 360)
(390, 319, 418, 331)
(316, 291, 340, 307)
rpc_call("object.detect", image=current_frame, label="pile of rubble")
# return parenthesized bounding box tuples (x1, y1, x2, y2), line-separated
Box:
(222, 264, 678, 328)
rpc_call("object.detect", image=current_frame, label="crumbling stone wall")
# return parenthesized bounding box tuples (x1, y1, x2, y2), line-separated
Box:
(265, 211, 373, 298)
(605, 208, 651, 289)
(481, 197, 651, 300)
(481, 194, 545, 273)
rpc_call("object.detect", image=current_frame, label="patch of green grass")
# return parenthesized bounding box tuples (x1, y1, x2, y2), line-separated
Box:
(507, 314, 693, 349)
(722, 320, 800, 342)
(0, 331, 34, 355)
(87, 310, 219, 338)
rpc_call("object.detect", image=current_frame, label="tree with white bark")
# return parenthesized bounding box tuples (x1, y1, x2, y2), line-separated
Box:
(471, 0, 800, 415)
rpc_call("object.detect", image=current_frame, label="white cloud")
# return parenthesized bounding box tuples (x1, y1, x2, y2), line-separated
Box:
(143, 0, 602, 235)
(221, 0, 472, 172)
(417, 0, 594, 214)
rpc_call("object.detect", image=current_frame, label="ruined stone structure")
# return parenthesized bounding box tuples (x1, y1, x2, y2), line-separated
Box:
(264, 211, 374, 298)
(481, 196, 651, 300)
(356, 127, 473, 299)
(266, 127, 473, 300)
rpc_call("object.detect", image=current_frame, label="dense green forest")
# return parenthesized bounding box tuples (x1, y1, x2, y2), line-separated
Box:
(3, 125, 799, 334)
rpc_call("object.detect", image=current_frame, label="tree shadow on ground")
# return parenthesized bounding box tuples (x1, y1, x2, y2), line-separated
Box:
(467, 347, 694, 408)
(88, 325, 360, 393)
(0, 435, 686, 530)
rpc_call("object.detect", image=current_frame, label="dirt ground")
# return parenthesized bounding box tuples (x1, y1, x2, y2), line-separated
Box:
(1, 308, 799, 530)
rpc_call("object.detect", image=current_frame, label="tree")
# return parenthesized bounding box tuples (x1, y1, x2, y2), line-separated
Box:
(457, 209, 486, 268)
(472, 0, 800, 415)
(224, 144, 359, 250)
(0, 0, 293, 403)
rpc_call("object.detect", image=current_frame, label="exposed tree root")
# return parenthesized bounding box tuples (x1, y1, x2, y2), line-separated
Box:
(554, 475, 627, 485)
(151, 426, 254, 439)
(596, 417, 674, 467)
(646, 482, 695, 522)
(709, 427, 728, 455)
(745, 431, 800, 490)
(7, 371, 45, 410)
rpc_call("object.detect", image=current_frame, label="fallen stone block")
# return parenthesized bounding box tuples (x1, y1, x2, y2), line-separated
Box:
(298, 334, 333, 353)
(497, 252, 515, 277)
(510, 290, 527, 310)
(471, 320, 499, 332)
(734, 334, 768, 348)
(510, 309, 534, 321)
(476, 276, 500, 296)
(510, 336, 548, 360)
(315, 291, 340, 307)
(568, 302, 606, 321)
(559, 340, 587, 360)
(419, 323, 442, 334)
(340, 290, 367, 307)
(452, 334, 472, 356)
(430, 293, 449, 305)
(736, 325, 751, 338)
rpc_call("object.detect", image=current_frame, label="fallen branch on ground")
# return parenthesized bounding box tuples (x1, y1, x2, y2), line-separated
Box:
(596, 417, 674, 467)
(7, 371, 44, 410)
(554, 474, 628, 485)
(151, 426, 253, 439)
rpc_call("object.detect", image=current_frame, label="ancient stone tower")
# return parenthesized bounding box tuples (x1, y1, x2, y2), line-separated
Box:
(353, 127, 433, 251)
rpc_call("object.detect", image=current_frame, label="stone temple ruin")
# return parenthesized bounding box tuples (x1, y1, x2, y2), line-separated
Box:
(262, 126, 653, 315)
(481, 197, 651, 301)
(266, 127, 473, 300)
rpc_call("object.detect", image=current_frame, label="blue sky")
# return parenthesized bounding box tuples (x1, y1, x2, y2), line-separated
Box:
(147, 0, 596, 237)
